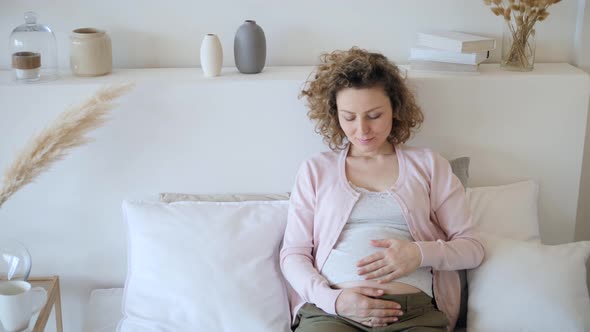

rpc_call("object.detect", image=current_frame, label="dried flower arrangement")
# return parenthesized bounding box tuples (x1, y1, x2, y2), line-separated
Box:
(483, 0, 562, 70)
(0, 83, 134, 208)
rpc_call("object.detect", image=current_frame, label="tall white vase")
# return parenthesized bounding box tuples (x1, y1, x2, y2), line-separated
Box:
(200, 34, 223, 77)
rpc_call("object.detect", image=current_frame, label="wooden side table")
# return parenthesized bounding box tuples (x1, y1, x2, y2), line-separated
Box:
(28, 276, 63, 332)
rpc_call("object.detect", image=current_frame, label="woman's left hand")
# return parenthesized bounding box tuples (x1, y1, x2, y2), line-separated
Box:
(357, 239, 422, 283)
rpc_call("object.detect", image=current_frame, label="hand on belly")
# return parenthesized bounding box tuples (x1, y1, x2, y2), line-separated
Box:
(335, 287, 404, 327)
(356, 238, 422, 285)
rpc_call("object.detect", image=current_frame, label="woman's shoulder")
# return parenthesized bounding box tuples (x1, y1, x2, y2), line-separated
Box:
(398, 144, 450, 172)
(300, 149, 341, 168)
(294, 150, 342, 186)
(398, 144, 440, 162)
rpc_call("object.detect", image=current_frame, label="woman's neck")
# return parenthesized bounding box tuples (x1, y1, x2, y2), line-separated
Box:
(348, 142, 395, 158)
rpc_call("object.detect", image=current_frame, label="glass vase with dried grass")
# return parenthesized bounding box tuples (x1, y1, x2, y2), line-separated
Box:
(501, 20, 536, 71)
(483, 0, 562, 72)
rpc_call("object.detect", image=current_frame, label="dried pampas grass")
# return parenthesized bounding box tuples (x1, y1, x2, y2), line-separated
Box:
(0, 83, 134, 208)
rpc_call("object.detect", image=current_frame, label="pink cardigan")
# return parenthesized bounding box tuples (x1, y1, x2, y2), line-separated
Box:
(279, 144, 484, 331)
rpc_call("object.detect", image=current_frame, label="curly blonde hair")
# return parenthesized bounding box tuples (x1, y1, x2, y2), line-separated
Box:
(301, 47, 424, 151)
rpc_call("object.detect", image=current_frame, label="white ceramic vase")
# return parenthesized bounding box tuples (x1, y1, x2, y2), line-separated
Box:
(70, 28, 112, 77)
(200, 34, 223, 77)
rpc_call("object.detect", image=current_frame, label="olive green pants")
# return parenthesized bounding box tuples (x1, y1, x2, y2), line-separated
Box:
(294, 292, 449, 332)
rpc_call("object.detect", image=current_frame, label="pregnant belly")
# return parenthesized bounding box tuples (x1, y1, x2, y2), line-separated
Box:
(333, 280, 422, 295)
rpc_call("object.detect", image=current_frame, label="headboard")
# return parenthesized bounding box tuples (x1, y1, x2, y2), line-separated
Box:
(0, 64, 588, 331)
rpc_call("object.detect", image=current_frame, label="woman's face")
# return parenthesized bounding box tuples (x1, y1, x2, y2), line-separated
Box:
(336, 85, 394, 155)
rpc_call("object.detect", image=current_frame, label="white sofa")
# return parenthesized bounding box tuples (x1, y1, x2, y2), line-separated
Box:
(83, 181, 590, 332)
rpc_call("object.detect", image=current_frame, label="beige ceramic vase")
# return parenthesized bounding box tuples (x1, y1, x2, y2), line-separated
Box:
(70, 28, 112, 76)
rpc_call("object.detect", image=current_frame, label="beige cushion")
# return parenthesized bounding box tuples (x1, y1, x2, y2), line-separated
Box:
(159, 192, 290, 203)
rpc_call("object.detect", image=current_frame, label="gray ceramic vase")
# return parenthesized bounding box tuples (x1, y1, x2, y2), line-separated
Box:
(234, 20, 266, 74)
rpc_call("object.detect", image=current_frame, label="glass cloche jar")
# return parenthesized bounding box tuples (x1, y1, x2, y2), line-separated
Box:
(0, 237, 32, 281)
(9, 11, 58, 83)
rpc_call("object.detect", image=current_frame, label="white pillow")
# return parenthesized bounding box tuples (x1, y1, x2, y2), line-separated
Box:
(119, 200, 291, 332)
(466, 180, 540, 242)
(467, 233, 590, 332)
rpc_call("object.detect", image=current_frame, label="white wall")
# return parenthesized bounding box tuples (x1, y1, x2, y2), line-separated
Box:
(574, 0, 590, 290)
(0, 0, 580, 69)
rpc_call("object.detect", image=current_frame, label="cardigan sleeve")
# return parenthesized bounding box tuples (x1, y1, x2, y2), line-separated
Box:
(414, 151, 485, 270)
(279, 160, 343, 315)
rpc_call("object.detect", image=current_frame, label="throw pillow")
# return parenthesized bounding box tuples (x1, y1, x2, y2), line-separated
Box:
(449, 156, 470, 188)
(466, 180, 540, 242)
(467, 233, 590, 332)
(119, 200, 291, 332)
(447, 156, 470, 328)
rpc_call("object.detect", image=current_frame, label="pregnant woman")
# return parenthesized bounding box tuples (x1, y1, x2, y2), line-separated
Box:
(280, 47, 484, 332)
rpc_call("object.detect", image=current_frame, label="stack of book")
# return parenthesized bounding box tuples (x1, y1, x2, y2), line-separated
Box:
(409, 31, 496, 73)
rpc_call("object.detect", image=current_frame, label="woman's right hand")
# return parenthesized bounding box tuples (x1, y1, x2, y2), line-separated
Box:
(335, 287, 404, 327)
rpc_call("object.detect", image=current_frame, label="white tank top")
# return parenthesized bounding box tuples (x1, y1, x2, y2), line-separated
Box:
(321, 183, 433, 297)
